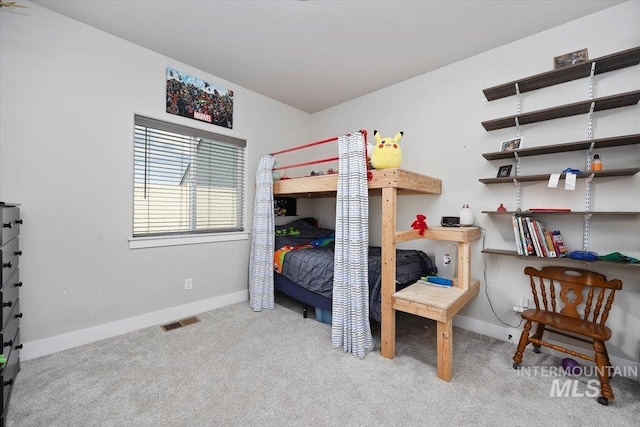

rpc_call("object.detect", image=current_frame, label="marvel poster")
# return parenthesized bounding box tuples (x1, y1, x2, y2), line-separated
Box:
(166, 67, 234, 129)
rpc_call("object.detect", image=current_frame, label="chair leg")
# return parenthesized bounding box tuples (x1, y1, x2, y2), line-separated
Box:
(531, 323, 546, 354)
(602, 343, 613, 377)
(593, 340, 614, 405)
(513, 320, 532, 368)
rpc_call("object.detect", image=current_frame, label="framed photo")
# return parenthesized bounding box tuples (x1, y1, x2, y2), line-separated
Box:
(554, 48, 589, 69)
(499, 136, 523, 152)
(497, 165, 513, 178)
(166, 67, 234, 129)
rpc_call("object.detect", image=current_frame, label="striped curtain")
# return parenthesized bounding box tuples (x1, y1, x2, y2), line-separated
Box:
(249, 155, 276, 311)
(331, 131, 374, 358)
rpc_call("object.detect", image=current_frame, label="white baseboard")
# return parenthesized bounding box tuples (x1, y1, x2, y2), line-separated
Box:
(453, 314, 639, 381)
(21, 290, 248, 361)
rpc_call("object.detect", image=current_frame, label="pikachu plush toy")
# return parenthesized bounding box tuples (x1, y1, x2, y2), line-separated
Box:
(370, 130, 403, 169)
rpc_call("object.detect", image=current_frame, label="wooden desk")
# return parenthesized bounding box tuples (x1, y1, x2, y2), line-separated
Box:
(381, 226, 481, 382)
(393, 278, 480, 381)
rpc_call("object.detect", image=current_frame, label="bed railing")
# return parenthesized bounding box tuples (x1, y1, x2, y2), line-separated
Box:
(270, 130, 368, 173)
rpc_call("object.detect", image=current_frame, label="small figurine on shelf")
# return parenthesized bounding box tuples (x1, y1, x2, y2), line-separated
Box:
(411, 214, 428, 236)
(592, 154, 602, 171)
(497, 203, 507, 212)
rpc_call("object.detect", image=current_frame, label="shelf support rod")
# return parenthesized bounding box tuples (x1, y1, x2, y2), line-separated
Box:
(512, 178, 521, 211)
(586, 101, 595, 141)
(515, 83, 522, 137)
(583, 212, 592, 252)
(583, 173, 594, 251)
(588, 61, 596, 100)
(513, 151, 521, 210)
(582, 62, 596, 252)
(586, 141, 596, 172)
(583, 99, 595, 251)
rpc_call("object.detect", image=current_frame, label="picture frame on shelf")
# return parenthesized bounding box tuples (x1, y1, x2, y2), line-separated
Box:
(553, 48, 589, 69)
(499, 136, 523, 152)
(497, 165, 513, 178)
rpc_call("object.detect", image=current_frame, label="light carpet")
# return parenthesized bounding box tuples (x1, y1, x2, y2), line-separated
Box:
(7, 295, 640, 426)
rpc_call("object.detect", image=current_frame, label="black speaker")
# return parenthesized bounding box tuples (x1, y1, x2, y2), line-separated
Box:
(441, 216, 460, 227)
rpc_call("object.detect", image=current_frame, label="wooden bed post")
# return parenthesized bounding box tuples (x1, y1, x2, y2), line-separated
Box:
(381, 186, 397, 359)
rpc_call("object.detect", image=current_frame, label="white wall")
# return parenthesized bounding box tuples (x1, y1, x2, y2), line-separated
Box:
(310, 1, 640, 365)
(0, 2, 310, 356)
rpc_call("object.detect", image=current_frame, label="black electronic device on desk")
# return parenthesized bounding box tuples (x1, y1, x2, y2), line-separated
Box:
(441, 216, 460, 227)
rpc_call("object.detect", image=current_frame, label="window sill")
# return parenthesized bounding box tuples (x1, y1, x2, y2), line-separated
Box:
(129, 232, 249, 249)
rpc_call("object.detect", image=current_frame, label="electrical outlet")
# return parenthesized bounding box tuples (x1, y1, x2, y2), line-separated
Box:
(185, 278, 193, 291)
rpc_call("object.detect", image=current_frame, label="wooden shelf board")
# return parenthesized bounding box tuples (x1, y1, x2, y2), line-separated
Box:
(479, 167, 640, 184)
(481, 210, 640, 216)
(395, 227, 481, 243)
(482, 134, 640, 160)
(393, 279, 480, 322)
(481, 90, 640, 131)
(483, 46, 640, 101)
(481, 249, 640, 270)
(273, 168, 441, 198)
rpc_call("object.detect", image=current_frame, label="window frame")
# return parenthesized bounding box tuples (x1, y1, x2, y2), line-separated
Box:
(130, 115, 248, 248)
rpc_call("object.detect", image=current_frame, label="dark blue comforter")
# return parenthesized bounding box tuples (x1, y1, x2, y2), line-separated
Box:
(275, 219, 436, 321)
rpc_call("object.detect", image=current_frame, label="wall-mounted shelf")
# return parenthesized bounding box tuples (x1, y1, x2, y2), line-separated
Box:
(479, 167, 640, 184)
(483, 46, 640, 101)
(481, 90, 640, 131)
(482, 134, 640, 160)
(481, 248, 640, 270)
(482, 211, 640, 216)
(480, 46, 640, 255)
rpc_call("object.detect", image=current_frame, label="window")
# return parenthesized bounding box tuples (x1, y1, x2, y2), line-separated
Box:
(133, 115, 246, 237)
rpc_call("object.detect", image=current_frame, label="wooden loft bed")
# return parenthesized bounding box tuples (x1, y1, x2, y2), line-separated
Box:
(274, 167, 481, 381)
(273, 167, 441, 198)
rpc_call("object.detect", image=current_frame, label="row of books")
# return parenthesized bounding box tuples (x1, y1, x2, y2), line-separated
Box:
(511, 215, 568, 257)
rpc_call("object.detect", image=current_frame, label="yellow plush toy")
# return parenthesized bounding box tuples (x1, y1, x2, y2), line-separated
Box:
(370, 130, 403, 169)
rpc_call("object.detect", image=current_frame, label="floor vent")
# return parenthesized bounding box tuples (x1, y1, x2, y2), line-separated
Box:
(161, 316, 201, 332)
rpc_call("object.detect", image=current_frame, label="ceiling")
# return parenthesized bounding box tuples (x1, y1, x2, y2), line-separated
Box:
(30, 0, 624, 113)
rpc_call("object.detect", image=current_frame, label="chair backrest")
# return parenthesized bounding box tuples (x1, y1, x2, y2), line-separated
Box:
(524, 266, 622, 326)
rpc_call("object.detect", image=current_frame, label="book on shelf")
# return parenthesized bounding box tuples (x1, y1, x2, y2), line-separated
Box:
(534, 219, 557, 258)
(524, 217, 538, 256)
(511, 214, 561, 257)
(551, 230, 569, 257)
(539, 223, 557, 258)
(526, 217, 544, 257)
(518, 216, 536, 256)
(511, 214, 524, 255)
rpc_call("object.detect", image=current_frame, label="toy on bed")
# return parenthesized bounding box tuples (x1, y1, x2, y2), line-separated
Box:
(370, 130, 403, 169)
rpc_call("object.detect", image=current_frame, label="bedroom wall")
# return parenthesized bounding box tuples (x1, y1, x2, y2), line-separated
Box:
(309, 1, 640, 366)
(0, 2, 310, 357)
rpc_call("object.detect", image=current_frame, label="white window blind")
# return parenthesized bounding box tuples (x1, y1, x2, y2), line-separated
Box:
(133, 115, 246, 237)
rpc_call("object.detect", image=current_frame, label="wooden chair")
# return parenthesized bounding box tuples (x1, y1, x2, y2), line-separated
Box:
(512, 266, 623, 406)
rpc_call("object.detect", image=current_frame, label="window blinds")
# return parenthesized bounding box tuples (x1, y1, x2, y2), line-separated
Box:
(133, 115, 246, 237)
